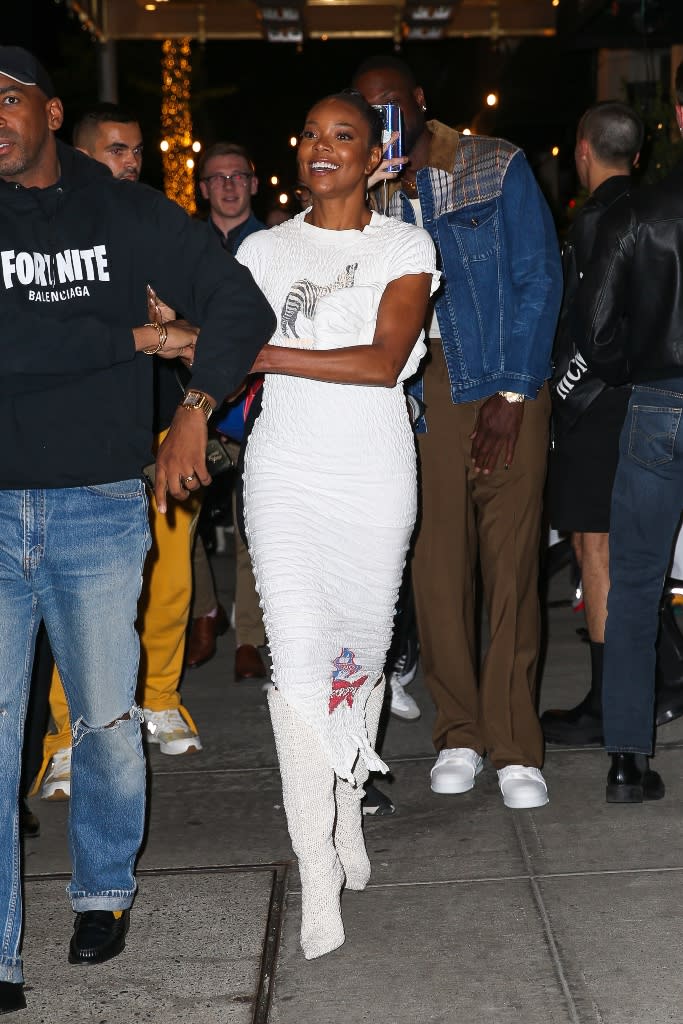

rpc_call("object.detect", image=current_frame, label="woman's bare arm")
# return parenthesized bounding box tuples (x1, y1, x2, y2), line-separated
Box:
(251, 273, 432, 387)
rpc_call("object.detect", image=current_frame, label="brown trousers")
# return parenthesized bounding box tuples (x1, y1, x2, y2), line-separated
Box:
(412, 344, 549, 769)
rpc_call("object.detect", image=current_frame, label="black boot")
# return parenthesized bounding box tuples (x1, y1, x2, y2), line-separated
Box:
(655, 596, 683, 726)
(606, 753, 665, 803)
(541, 640, 604, 744)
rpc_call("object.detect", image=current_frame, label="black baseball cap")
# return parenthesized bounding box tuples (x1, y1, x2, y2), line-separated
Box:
(0, 46, 55, 98)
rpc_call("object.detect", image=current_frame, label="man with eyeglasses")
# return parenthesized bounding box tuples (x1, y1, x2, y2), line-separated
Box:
(199, 142, 264, 255)
(196, 143, 269, 682)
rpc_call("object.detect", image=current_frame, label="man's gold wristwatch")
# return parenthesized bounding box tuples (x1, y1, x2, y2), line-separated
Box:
(498, 391, 525, 404)
(181, 390, 213, 421)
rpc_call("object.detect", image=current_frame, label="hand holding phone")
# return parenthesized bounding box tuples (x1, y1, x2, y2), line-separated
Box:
(372, 103, 406, 173)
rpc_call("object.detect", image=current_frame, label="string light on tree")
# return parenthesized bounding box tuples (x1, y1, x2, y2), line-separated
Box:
(64, 1, 105, 42)
(160, 38, 197, 215)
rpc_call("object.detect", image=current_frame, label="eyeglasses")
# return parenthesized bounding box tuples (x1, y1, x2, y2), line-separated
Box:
(201, 172, 254, 188)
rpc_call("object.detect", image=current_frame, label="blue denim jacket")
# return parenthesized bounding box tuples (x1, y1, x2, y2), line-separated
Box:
(382, 122, 563, 428)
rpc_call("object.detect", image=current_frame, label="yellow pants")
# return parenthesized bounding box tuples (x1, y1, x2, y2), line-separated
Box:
(34, 433, 202, 791)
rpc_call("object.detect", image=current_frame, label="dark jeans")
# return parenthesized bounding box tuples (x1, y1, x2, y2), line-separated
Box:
(603, 383, 683, 753)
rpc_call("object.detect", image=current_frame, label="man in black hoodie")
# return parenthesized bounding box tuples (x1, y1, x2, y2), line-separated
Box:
(0, 46, 274, 1014)
(37, 104, 207, 808)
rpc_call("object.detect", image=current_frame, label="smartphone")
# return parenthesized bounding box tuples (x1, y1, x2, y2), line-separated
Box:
(373, 103, 405, 173)
(141, 437, 233, 490)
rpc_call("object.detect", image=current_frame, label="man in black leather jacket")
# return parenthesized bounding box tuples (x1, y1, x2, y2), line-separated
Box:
(573, 64, 683, 803)
(543, 102, 642, 746)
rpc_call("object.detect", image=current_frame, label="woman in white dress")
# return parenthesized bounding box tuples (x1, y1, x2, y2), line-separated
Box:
(238, 90, 439, 959)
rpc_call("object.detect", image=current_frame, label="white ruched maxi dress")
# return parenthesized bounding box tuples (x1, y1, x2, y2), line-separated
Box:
(237, 211, 439, 782)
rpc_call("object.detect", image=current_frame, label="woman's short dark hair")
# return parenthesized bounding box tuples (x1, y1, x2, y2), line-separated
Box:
(312, 89, 384, 150)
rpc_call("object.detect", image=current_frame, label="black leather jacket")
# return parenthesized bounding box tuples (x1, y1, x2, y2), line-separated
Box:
(551, 175, 632, 436)
(576, 161, 683, 386)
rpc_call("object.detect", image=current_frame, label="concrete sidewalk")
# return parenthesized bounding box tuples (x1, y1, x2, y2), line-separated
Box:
(19, 555, 683, 1024)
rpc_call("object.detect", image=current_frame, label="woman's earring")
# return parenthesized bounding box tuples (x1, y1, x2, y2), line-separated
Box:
(421, 104, 427, 112)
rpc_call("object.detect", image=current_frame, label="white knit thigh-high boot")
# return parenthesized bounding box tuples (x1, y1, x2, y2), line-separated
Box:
(334, 677, 386, 891)
(268, 686, 345, 959)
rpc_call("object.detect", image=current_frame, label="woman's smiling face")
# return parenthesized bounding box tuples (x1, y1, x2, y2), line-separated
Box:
(298, 97, 382, 200)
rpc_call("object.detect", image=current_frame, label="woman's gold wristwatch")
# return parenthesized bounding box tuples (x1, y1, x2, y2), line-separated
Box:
(498, 391, 525, 403)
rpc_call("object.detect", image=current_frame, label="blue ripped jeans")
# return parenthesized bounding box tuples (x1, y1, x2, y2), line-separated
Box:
(603, 383, 683, 754)
(0, 482, 150, 983)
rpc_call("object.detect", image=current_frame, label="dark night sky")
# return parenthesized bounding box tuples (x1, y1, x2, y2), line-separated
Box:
(4, 2, 600, 217)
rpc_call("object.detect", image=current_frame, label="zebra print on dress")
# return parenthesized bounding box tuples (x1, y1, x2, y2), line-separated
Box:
(280, 262, 358, 338)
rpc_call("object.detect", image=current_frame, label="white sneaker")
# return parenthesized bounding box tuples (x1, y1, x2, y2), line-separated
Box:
(430, 748, 483, 794)
(389, 649, 418, 689)
(389, 675, 421, 720)
(497, 766, 549, 809)
(40, 747, 72, 801)
(144, 709, 203, 755)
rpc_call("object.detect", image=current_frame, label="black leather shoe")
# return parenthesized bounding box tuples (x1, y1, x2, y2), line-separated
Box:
(0, 982, 25, 1015)
(68, 910, 130, 965)
(606, 753, 665, 803)
(541, 694, 603, 745)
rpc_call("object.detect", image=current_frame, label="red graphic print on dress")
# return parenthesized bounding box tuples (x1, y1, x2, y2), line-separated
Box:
(328, 648, 368, 714)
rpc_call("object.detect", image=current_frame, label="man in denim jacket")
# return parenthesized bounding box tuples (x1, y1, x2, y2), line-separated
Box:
(355, 56, 562, 809)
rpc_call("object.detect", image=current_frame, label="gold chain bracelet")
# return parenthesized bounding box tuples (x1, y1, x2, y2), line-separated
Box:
(142, 321, 169, 355)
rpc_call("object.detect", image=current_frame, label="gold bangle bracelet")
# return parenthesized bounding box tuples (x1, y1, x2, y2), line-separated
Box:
(142, 321, 168, 355)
